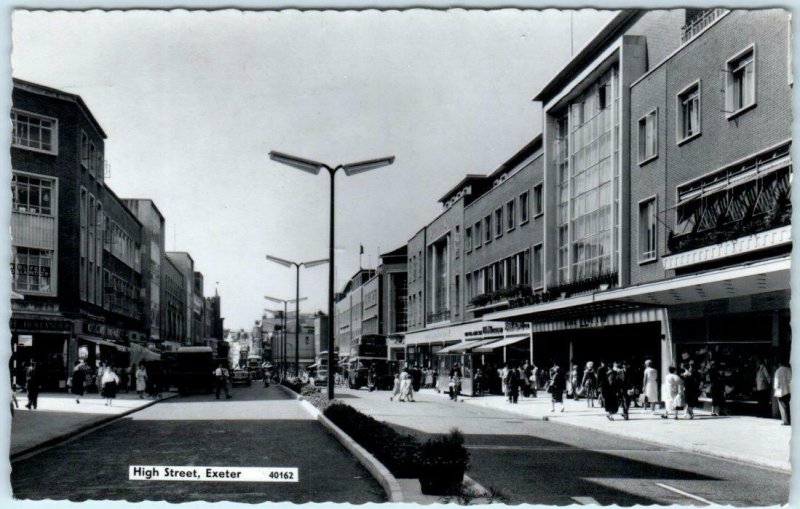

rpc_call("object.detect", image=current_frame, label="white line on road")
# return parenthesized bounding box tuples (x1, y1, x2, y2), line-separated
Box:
(571, 496, 600, 505)
(656, 483, 715, 505)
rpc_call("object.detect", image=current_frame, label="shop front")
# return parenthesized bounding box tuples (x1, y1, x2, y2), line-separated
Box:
(10, 316, 74, 391)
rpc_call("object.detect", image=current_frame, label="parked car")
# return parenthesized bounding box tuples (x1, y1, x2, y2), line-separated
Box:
(231, 368, 252, 387)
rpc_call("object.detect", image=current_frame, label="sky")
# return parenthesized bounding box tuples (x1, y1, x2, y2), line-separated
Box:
(11, 8, 616, 331)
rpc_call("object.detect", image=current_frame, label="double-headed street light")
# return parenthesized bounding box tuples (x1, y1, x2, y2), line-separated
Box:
(266, 255, 328, 376)
(265, 295, 307, 379)
(269, 151, 395, 400)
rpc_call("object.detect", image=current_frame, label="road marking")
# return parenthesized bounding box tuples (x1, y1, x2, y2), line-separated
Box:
(656, 483, 715, 505)
(572, 496, 600, 505)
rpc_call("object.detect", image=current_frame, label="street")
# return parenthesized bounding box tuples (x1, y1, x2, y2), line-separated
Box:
(337, 388, 789, 506)
(11, 384, 385, 503)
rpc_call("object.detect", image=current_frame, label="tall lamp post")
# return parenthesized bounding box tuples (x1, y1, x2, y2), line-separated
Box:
(269, 151, 395, 399)
(265, 295, 307, 379)
(266, 255, 328, 377)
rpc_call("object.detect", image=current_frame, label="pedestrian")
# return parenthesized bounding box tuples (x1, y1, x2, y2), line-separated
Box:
(681, 362, 700, 419)
(411, 365, 422, 392)
(569, 363, 580, 400)
(581, 361, 597, 407)
(367, 367, 377, 392)
(119, 365, 129, 394)
(214, 363, 232, 400)
(506, 364, 520, 404)
(24, 361, 39, 410)
(773, 359, 791, 425)
(521, 362, 532, 398)
(530, 363, 539, 398)
(500, 363, 509, 400)
(101, 365, 119, 406)
(708, 364, 725, 416)
(448, 371, 461, 401)
(596, 360, 608, 408)
(618, 361, 631, 419)
(135, 363, 148, 399)
(602, 363, 623, 420)
(71, 359, 87, 404)
(424, 367, 434, 389)
(754, 357, 772, 418)
(661, 366, 685, 420)
(389, 373, 401, 401)
(549, 364, 565, 412)
(474, 368, 484, 396)
(96, 361, 106, 393)
(642, 360, 659, 413)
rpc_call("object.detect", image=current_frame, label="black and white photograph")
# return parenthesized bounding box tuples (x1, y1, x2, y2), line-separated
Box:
(3, 2, 794, 507)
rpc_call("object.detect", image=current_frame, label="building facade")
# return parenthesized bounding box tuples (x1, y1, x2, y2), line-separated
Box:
(165, 252, 195, 345)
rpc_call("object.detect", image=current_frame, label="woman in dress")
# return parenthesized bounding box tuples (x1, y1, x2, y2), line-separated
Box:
(549, 365, 566, 412)
(568, 364, 580, 400)
(661, 366, 684, 420)
(708, 364, 725, 416)
(135, 363, 148, 399)
(581, 361, 597, 407)
(101, 365, 120, 407)
(642, 359, 659, 413)
(602, 364, 623, 420)
(400, 368, 414, 402)
(71, 360, 87, 404)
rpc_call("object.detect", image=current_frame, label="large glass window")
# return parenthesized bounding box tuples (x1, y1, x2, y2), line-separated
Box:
(639, 198, 657, 262)
(11, 110, 57, 154)
(12, 173, 53, 215)
(11, 247, 53, 293)
(555, 67, 619, 284)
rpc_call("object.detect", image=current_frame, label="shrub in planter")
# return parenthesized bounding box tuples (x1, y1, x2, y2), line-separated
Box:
(300, 384, 319, 397)
(418, 428, 470, 495)
(323, 402, 421, 478)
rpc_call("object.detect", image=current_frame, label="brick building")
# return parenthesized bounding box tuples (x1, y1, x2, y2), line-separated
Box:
(10, 78, 146, 389)
(161, 254, 186, 350)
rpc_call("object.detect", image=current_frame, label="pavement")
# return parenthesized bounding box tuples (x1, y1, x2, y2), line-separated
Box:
(434, 388, 791, 473)
(11, 384, 385, 503)
(334, 387, 790, 505)
(10, 390, 177, 458)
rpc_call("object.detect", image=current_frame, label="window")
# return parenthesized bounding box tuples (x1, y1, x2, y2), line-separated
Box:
(638, 109, 658, 163)
(11, 110, 57, 154)
(506, 201, 515, 231)
(465, 226, 473, 252)
(473, 221, 482, 249)
(677, 82, 701, 143)
(11, 247, 54, 294)
(639, 198, 657, 262)
(726, 46, 755, 117)
(533, 183, 544, 216)
(81, 131, 90, 169)
(494, 208, 503, 238)
(454, 275, 460, 315)
(89, 143, 96, 175)
(454, 225, 460, 258)
(519, 191, 530, 223)
(484, 216, 492, 243)
(12, 173, 53, 215)
(80, 188, 87, 300)
(533, 244, 543, 289)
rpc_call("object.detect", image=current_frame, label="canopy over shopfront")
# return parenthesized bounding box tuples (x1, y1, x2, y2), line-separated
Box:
(436, 338, 499, 355)
(473, 335, 529, 353)
(78, 335, 129, 352)
(130, 342, 161, 365)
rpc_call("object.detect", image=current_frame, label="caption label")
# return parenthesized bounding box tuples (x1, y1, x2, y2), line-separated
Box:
(129, 466, 298, 482)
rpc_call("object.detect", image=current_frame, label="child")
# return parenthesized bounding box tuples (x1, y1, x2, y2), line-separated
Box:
(389, 374, 401, 401)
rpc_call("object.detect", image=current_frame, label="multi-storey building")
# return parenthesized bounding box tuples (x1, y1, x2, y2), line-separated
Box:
(192, 271, 205, 344)
(400, 9, 791, 411)
(161, 255, 186, 350)
(122, 199, 165, 346)
(166, 251, 195, 345)
(10, 78, 146, 389)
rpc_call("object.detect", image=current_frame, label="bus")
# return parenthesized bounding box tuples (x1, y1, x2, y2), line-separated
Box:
(346, 334, 395, 390)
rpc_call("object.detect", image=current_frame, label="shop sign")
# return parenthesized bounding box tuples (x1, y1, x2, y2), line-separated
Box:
(482, 325, 503, 335)
(561, 315, 608, 329)
(18, 335, 33, 347)
(84, 322, 126, 341)
(11, 318, 72, 333)
(505, 322, 531, 332)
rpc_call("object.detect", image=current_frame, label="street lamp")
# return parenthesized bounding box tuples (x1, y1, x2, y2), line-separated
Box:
(266, 255, 328, 376)
(269, 151, 395, 400)
(265, 295, 307, 379)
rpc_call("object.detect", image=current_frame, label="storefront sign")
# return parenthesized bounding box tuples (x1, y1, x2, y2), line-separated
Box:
(554, 315, 608, 330)
(11, 318, 72, 333)
(505, 322, 531, 333)
(84, 322, 126, 341)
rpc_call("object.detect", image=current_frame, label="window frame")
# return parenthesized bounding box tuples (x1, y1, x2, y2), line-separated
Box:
(638, 195, 658, 264)
(519, 191, 530, 224)
(494, 208, 503, 238)
(533, 182, 544, 217)
(532, 243, 544, 290)
(638, 108, 658, 165)
(473, 221, 482, 249)
(483, 216, 492, 244)
(725, 43, 757, 120)
(11, 108, 59, 155)
(676, 80, 702, 145)
(465, 226, 473, 253)
(506, 200, 515, 232)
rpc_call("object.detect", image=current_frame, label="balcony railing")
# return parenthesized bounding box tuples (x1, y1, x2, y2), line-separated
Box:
(681, 9, 727, 45)
(427, 309, 451, 324)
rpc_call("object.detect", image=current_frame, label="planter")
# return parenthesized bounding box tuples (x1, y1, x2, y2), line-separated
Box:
(418, 467, 465, 495)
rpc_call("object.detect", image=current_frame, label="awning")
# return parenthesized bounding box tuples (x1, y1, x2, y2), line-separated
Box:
(473, 335, 530, 353)
(308, 363, 321, 369)
(436, 339, 497, 355)
(130, 342, 161, 364)
(78, 335, 129, 352)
